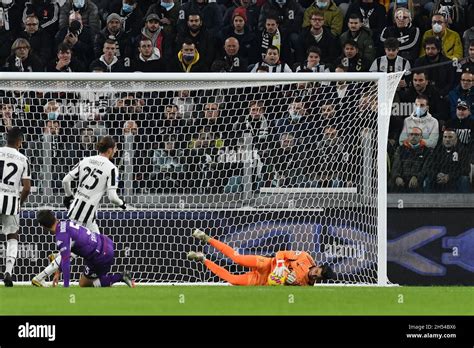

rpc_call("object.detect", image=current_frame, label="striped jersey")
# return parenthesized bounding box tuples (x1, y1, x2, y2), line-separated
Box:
(66, 155, 119, 224)
(0, 146, 31, 215)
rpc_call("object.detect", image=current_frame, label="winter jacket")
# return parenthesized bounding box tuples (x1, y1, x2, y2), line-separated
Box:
(422, 143, 470, 185)
(344, 0, 387, 41)
(444, 116, 474, 147)
(258, 0, 304, 35)
(177, 0, 223, 37)
(176, 29, 216, 71)
(399, 111, 440, 148)
(219, 25, 260, 64)
(145, 2, 180, 38)
(339, 26, 376, 63)
(17, 29, 53, 66)
(380, 25, 420, 63)
(2, 53, 44, 72)
(448, 85, 474, 120)
(391, 140, 432, 182)
(302, 1, 343, 36)
(399, 84, 446, 120)
(58, 0, 101, 34)
(413, 54, 456, 97)
(23, 0, 60, 37)
(297, 26, 340, 64)
(419, 28, 463, 60)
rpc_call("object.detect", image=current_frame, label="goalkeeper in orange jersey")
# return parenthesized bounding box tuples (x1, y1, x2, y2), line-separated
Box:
(187, 229, 334, 286)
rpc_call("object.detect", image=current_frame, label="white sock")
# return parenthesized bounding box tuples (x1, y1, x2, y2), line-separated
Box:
(36, 252, 78, 281)
(93, 278, 101, 287)
(5, 239, 18, 275)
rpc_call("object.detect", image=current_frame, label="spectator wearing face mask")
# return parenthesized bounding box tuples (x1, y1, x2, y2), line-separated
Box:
(170, 39, 206, 72)
(302, 0, 343, 36)
(58, 0, 100, 34)
(399, 95, 440, 148)
(105, 0, 144, 38)
(380, 7, 420, 63)
(419, 12, 462, 60)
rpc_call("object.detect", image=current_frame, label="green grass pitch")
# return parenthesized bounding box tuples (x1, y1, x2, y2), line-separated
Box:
(1, 286, 473, 315)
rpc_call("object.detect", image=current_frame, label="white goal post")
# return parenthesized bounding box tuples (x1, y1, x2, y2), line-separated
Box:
(0, 72, 402, 286)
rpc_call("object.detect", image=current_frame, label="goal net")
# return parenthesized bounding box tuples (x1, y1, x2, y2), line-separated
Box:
(0, 72, 402, 286)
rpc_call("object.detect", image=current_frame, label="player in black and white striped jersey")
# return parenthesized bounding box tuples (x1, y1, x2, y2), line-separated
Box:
(32, 136, 125, 287)
(1, 128, 31, 287)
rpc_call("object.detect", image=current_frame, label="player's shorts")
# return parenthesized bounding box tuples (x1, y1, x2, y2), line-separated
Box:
(82, 235, 115, 279)
(0, 214, 19, 235)
(248, 256, 273, 285)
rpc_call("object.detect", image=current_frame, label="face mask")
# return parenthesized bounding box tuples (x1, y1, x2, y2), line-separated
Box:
(1, 0, 13, 6)
(48, 111, 59, 120)
(122, 3, 134, 13)
(183, 54, 194, 62)
(316, 1, 327, 8)
(73, 0, 85, 8)
(275, 0, 286, 5)
(432, 23, 443, 33)
(161, 1, 174, 10)
(411, 142, 420, 148)
(415, 106, 427, 117)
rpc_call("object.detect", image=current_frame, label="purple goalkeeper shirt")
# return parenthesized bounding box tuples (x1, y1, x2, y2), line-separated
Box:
(55, 220, 104, 287)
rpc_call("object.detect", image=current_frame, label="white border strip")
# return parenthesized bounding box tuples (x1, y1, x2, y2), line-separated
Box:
(0, 72, 385, 82)
(260, 187, 358, 194)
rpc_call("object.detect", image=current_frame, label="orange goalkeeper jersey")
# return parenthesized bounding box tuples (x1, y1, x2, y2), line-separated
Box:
(274, 251, 317, 286)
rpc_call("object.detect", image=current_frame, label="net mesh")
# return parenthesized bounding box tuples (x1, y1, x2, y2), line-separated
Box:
(0, 73, 402, 285)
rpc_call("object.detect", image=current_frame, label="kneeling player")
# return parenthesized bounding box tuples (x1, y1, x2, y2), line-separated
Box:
(36, 210, 135, 288)
(187, 229, 334, 286)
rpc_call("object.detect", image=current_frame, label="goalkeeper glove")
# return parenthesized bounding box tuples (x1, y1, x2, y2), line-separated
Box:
(63, 195, 74, 209)
(285, 271, 297, 285)
(272, 259, 289, 277)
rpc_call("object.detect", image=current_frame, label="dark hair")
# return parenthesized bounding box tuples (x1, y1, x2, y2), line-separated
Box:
(424, 36, 441, 51)
(335, 64, 348, 72)
(6, 127, 24, 145)
(320, 264, 334, 280)
(415, 94, 430, 105)
(343, 39, 358, 49)
(187, 11, 201, 21)
(104, 38, 117, 47)
(266, 45, 280, 55)
(36, 210, 57, 229)
(348, 13, 362, 22)
(307, 45, 321, 56)
(256, 64, 269, 72)
(57, 42, 72, 53)
(265, 14, 279, 23)
(182, 37, 195, 47)
(413, 70, 429, 80)
(96, 136, 116, 153)
(384, 37, 400, 50)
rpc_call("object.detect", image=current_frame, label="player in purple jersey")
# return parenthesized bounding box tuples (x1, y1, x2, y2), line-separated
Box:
(36, 210, 135, 288)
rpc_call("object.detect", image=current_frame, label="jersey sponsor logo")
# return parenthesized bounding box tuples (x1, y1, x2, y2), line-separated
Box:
(60, 221, 67, 233)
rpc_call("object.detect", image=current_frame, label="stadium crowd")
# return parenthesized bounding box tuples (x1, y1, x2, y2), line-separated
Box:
(0, 0, 473, 193)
